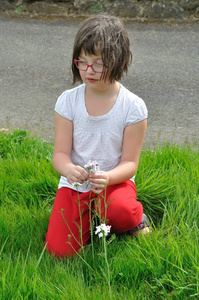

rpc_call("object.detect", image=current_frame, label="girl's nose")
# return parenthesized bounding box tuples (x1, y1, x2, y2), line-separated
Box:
(86, 66, 95, 74)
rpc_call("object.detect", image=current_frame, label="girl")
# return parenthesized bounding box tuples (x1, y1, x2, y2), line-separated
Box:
(46, 14, 149, 257)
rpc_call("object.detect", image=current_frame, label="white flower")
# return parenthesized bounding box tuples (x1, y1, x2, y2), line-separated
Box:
(95, 223, 111, 238)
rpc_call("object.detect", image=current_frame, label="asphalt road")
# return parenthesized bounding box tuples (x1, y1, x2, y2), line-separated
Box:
(0, 15, 198, 146)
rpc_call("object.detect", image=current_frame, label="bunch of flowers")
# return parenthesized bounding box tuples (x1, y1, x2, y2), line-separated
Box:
(95, 223, 111, 238)
(84, 160, 100, 174)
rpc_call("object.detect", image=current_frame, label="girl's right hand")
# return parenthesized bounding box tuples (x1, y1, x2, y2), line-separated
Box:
(66, 164, 89, 185)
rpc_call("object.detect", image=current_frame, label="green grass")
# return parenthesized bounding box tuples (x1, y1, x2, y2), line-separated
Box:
(0, 129, 198, 299)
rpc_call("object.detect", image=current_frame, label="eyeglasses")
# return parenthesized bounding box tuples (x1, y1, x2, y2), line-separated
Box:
(74, 60, 105, 73)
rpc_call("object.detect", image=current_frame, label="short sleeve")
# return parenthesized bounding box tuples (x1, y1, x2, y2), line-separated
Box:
(54, 90, 74, 121)
(125, 94, 148, 126)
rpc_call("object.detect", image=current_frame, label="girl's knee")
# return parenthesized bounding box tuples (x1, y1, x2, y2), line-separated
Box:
(45, 213, 91, 258)
(107, 200, 143, 232)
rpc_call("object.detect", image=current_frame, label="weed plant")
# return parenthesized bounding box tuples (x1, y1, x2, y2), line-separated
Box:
(0, 130, 198, 299)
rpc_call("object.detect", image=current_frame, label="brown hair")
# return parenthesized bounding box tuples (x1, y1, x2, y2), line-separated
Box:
(72, 14, 132, 84)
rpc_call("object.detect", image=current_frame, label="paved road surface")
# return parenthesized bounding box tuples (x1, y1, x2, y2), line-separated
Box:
(0, 16, 198, 146)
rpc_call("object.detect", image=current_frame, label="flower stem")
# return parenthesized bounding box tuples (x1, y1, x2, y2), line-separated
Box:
(60, 209, 82, 248)
(77, 192, 84, 256)
(89, 192, 95, 261)
(103, 235, 112, 298)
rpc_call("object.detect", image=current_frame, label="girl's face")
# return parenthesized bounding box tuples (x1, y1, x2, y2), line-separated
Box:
(77, 50, 112, 92)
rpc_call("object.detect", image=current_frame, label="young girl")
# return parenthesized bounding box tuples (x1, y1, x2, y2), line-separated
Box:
(46, 14, 149, 258)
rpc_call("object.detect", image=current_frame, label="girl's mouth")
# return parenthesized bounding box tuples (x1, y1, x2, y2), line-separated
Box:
(87, 78, 98, 83)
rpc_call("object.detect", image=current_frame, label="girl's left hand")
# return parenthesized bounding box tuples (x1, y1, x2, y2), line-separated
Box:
(89, 171, 109, 194)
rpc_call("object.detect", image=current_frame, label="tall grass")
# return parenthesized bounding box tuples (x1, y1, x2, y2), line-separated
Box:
(0, 130, 198, 299)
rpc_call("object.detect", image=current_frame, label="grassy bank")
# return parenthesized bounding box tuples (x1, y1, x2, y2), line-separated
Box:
(0, 130, 198, 299)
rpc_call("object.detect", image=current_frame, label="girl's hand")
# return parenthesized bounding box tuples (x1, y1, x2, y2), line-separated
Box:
(89, 171, 109, 194)
(66, 164, 89, 185)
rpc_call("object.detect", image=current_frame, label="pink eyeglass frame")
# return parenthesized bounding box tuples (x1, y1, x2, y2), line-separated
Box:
(74, 59, 105, 73)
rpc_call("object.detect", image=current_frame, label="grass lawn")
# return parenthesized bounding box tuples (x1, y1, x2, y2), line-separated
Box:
(0, 130, 198, 299)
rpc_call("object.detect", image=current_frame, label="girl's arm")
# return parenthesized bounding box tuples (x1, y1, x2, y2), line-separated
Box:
(108, 118, 147, 183)
(89, 119, 147, 193)
(53, 112, 88, 184)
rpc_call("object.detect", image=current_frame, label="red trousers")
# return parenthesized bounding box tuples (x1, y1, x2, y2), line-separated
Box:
(46, 180, 143, 257)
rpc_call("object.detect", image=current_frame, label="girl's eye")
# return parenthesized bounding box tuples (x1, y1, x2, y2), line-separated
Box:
(96, 60, 103, 64)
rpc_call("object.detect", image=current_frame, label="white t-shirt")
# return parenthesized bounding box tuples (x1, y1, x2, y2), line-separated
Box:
(55, 83, 148, 192)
